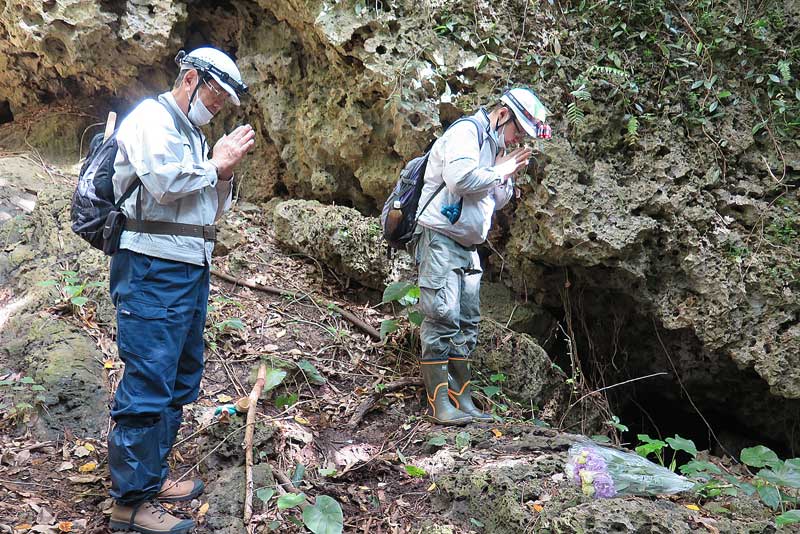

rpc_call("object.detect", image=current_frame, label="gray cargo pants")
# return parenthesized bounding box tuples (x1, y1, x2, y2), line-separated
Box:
(413, 227, 482, 361)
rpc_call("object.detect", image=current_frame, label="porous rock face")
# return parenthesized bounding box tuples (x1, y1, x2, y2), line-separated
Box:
(0, 0, 185, 108)
(1, 0, 798, 450)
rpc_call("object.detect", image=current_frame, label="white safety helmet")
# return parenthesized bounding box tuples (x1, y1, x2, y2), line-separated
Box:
(175, 47, 248, 106)
(500, 88, 551, 139)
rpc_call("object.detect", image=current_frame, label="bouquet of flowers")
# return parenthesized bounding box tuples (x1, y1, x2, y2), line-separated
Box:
(564, 442, 695, 498)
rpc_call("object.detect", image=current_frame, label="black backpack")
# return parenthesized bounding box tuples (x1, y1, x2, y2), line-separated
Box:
(70, 101, 175, 255)
(380, 117, 485, 250)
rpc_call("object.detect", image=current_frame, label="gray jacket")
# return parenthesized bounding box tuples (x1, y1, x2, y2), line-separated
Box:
(416, 109, 514, 247)
(113, 92, 232, 266)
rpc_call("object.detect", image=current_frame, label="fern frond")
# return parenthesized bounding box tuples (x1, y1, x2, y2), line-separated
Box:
(777, 60, 792, 82)
(570, 88, 592, 101)
(586, 65, 630, 81)
(625, 116, 639, 146)
(567, 102, 585, 127)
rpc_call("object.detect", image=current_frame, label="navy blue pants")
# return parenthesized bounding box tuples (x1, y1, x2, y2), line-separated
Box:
(108, 249, 209, 505)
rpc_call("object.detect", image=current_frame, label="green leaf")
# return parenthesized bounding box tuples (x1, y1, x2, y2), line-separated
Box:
(20, 376, 35, 384)
(666, 435, 698, 457)
(380, 319, 399, 339)
(717, 90, 732, 98)
(256, 487, 275, 503)
(741, 446, 781, 468)
(60, 270, 78, 276)
(757, 462, 800, 489)
(263, 368, 287, 393)
(690, 79, 704, 90)
(470, 518, 485, 527)
(297, 360, 326, 385)
(398, 286, 420, 307)
(407, 311, 424, 326)
(36, 280, 58, 287)
(455, 431, 472, 449)
(708, 101, 718, 113)
(31, 385, 46, 392)
(776, 510, 800, 527)
(303, 495, 344, 534)
(318, 467, 337, 477)
(292, 463, 306, 485)
(769, 74, 781, 84)
(695, 42, 703, 56)
(277, 492, 306, 510)
(64, 285, 83, 298)
(382, 282, 414, 304)
(70, 296, 89, 307)
(483, 386, 501, 398)
(591, 434, 611, 443)
(680, 460, 721, 476)
(427, 435, 447, 447)
(476, 54, 490, 70)
(405, 465, 427, 477)
(490, 373, 507, 383)
(218, 318, 245, 331)
(757, 484, 781, 510)
(275, 393, 299, 409)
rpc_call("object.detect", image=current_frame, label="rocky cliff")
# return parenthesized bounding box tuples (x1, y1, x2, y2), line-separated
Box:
(1, 0, 798, 453)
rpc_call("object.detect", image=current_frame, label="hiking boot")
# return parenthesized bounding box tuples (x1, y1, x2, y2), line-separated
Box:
(421, 360, 472, 425)
(157, 478, 205, 502)
(110, 500, 195, 534)
(448, 357, 493, 421)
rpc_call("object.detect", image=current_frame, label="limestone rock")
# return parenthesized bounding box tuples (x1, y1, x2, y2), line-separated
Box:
(272, 199, 413, 290)
(479, 281, 555, 341)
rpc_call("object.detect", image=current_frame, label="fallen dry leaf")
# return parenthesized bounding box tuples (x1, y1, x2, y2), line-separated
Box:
(491, 428, 503, 438)
(216, 394, 233, 403)
(57, 522, 72, 533)
(685, 504, 700, 511)
(83, 444, 95, 453)
(13, 525, 32, 532)
(57, 462, 73, 472)
(72, 446, 90, 458)
(78, 461, 97, 473)
(103, 360, 114, 369)
(198, 502, 209, 516)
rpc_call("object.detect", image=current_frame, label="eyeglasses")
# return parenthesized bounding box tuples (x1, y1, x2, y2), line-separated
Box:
(202, 78, 227, 105)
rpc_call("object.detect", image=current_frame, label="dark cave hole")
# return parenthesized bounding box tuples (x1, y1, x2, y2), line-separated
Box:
(0, 101, 13, 125)
(376, 45, 387, 55)
(538, 282, 798, 461)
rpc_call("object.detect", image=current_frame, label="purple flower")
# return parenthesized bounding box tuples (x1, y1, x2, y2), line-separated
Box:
(593, 471, 617, 499)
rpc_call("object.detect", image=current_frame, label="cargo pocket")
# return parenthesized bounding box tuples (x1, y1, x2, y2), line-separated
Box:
(419, 274, 456, 323)
(117, 297, 169, 359)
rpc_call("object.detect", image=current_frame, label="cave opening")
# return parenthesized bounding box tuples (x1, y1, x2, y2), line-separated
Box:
(0, 101, 13, 125)
(533, 267, 800, 460)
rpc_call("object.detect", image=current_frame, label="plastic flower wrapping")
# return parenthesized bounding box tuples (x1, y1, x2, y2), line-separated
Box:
(564, 442, 695, 498)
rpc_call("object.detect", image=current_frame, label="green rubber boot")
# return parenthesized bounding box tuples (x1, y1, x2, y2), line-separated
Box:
(448, 357, 493, 421)
(421, 360, 472, 425)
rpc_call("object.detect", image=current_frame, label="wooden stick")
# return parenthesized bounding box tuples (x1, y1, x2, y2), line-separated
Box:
(211, 268, 381, 340)
(102, 111, 117, 142)
(347, 378, 422, 428)
(243, 364, 267, 530)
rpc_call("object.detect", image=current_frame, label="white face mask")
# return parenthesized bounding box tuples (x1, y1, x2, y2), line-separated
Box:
(492, 122, 507, 151)
(187, 93, 214, 126)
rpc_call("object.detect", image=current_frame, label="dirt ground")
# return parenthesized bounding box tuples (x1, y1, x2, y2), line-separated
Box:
(0, 168, 514, 533)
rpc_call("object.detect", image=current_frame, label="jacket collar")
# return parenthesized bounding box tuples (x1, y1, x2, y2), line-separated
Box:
(476, 107, 499, 155)
(158, 92, 194, 135)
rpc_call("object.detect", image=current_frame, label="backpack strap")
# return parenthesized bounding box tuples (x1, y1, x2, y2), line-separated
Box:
(122, 99, 183, 220)
(417, 116, 487, 218)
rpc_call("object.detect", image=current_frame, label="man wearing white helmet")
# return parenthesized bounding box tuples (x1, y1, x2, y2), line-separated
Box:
(414, 87, 552, 425)
(107, 47, 254, 533)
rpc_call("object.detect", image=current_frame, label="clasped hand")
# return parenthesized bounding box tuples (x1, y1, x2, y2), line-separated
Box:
(495, 146, 533, 180)
(210, 124, 256, 180)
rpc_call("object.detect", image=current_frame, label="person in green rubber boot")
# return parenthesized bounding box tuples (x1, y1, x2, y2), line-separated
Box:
(412, 88, 552, 425)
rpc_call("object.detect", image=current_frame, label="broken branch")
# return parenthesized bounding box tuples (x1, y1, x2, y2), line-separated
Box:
(243, 363, 267, 530)
(211, 268, 380, 340)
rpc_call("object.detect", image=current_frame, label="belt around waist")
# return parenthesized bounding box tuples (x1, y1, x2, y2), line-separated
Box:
(124, 219, 217, 242)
